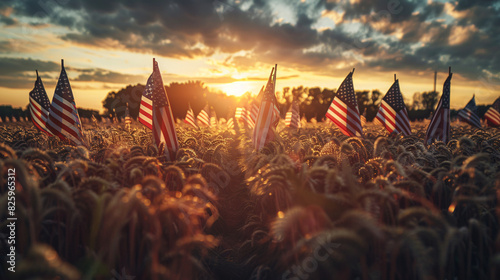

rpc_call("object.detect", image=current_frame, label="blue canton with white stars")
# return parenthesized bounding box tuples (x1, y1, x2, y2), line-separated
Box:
(464, 96, 477, 114)
(382, 80, 405, 112)
(492, 97, 500, 112)
(30, 76, 51, 111)
(440, 75, 451, 109)
(142, 74, 154, 100)
(152, 62, 169, 108)
(336, 72, 357, 110)
(55, 68, 75, 103)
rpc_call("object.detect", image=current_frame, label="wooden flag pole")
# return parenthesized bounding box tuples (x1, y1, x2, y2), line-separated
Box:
(394, 74, 397, 82)
(352, 68, 355, 74)
(61, 59, 64, 68)
(36, 70, 39, 78)
(449, 66, 451, 74)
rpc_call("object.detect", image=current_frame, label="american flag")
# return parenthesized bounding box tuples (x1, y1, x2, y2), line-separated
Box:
(425, 72, 452, 145)
(457, 95, 481, 128)
(253, 65, 280, 150)
(46, 60, 85, 146)
(139, 74, 154, 129)
(29, 71, 53, 135)
(226, 117, 234, 129)
(375, 79, 411, 135)
(184, 103, 197, 128)
(147, 59, 179, 160)
(124, 104, 132, 125)
(197, 104, 210, 126)
(325, 71, 363, 137)
(484, 97, 500, 127)
(285, 100, 300, 128)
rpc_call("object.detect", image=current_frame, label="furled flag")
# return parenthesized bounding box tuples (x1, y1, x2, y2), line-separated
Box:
(146, 59, 179, 160)
(253, 65, 280, 150)
(457, 95, 481, 128)
(210, 106, 218, 127)
(375, 79, 411, 135)
(325, 70, 363, 137)
(484, 97, 500, 127)
(184, 103, 198, 128)
(124, 104, 132, 125)
(29, 71, 53, 135)
(46, 60, 85, 146)
(425, 69, 452, 145)
(197, 104, 210, 126)
(139, 73, 154, 129)
(285, 100, 300, 128)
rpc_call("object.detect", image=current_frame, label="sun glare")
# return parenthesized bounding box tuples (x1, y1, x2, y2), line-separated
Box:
(214, 81, 262, 97)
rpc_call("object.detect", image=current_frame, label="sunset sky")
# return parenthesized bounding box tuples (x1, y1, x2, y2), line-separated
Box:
(0, 0, 499, 112)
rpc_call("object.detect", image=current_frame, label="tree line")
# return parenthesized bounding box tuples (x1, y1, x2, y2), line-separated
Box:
(1, 81, 489, 123)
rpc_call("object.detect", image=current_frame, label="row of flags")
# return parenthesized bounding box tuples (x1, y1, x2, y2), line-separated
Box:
(29, 60, 85, 145)
(26, 60, 500, 156)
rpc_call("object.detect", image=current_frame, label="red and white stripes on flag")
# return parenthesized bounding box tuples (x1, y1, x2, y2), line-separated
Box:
(375, 79, 411, 135)
(197, 104, 210, 126)
(46, 60, 85, 146)
(425, 71, 452, 145)
(253, 65, 280, 150)
(29, 70, 53, 136)
(147, 59, 179, 160)
(184, 104, 197, 128)
(285, 100, 300, 128)
(457, 95, 481, 128)
(325, 70, 363, 137)
(226, 117, 234, 129)
(139, 74, 154, 129)
(484, 97, 500, 127)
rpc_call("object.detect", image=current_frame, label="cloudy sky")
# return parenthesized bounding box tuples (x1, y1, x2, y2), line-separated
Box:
(0, 0, 499, 111)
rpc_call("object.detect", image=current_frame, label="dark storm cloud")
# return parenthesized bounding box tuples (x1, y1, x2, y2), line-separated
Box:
(1, 0, 499, 84)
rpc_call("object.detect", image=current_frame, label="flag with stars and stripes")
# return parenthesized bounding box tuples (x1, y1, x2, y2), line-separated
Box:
(29, 71, 53, 136)
(285, 100, 300, 129)
(457, 95, 481, 128)
(253, 65, 280, 150)
(148, 59, 179, 160)
(325, 71, 363, 137)
(375, 79, 411, 135)
(139, 74, 154, 129)
(197, 104, 210, 126)
(484, 97, 500, 127)
(425, 72, 452, 145)
(46, 60, 85, 145)
(184, 103, 197, 128)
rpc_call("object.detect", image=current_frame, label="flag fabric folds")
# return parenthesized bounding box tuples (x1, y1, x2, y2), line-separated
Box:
(253, 65, 280, 150)
(197, 104, 210, 126)
(147, 59, 179, 160)
(29, 70, 53, 135)
(285, 100, 300, 128)
(484, 97, 500, 127)
(184, 104, 198, 128)
(457, 95, 481, 128)
(325, 70, 363, 137)
(375, 79, 411, 135)
(210, 107, 218, 127)
(139, 74, 154, 129)
(46, 60, 85, 145)
(226, 117, 234, 129)
(425, 71, 452, 145)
